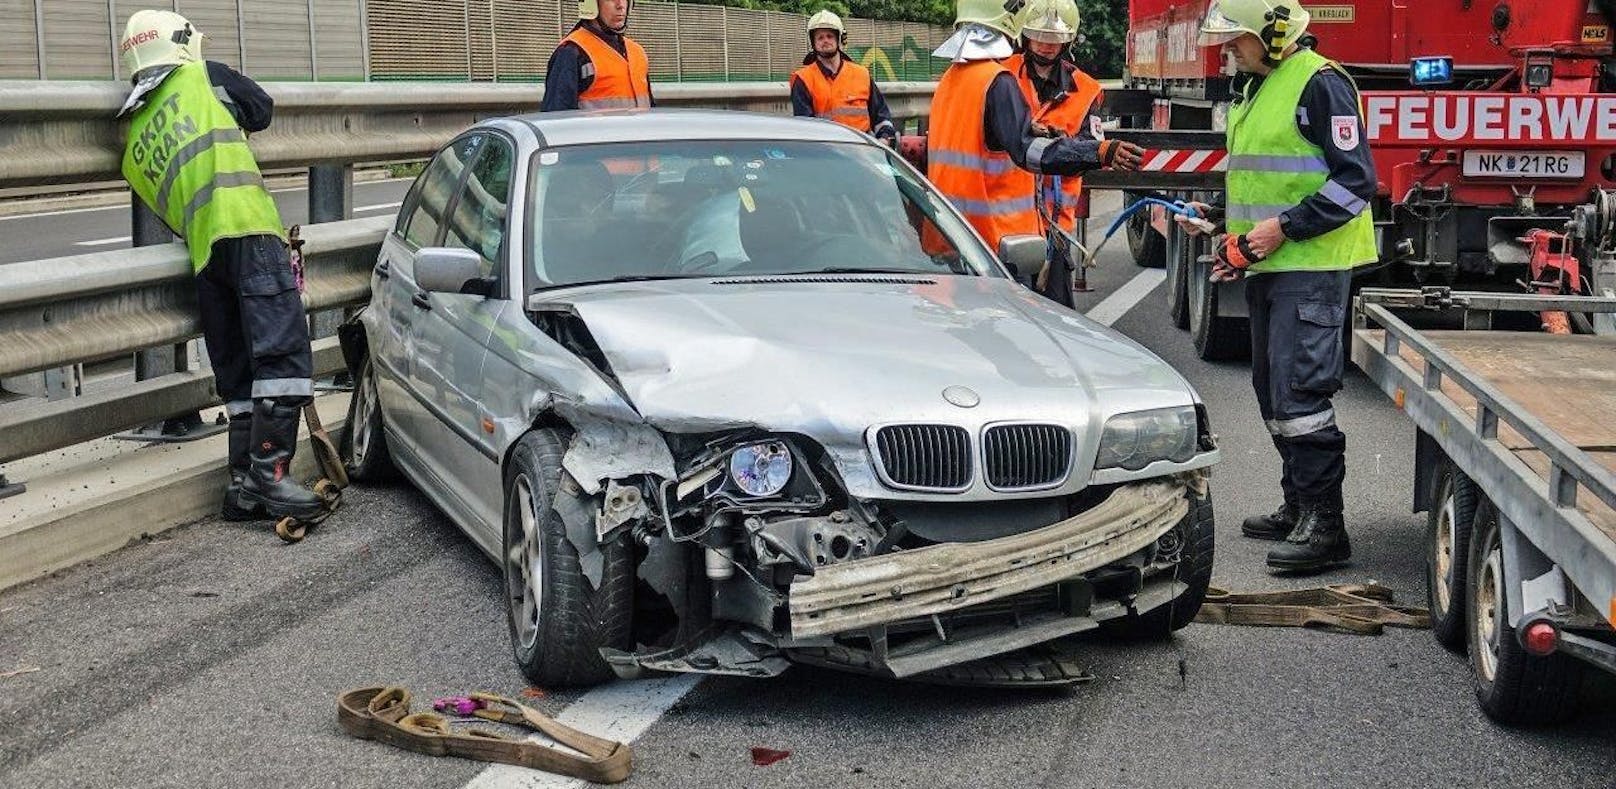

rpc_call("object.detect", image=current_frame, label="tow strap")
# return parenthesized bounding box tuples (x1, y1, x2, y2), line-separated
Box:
(337, 686, 633, 784)
(1193, 584, 1431, 635)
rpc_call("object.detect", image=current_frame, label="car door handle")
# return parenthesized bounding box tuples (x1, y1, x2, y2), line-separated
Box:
(411, 291, 432, 310)
(375, 261, 390, 280)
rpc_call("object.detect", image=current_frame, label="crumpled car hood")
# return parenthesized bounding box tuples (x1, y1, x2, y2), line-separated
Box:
(527, 275, 1196, 435)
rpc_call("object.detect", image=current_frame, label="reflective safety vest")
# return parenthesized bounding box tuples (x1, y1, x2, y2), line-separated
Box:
(120, 61, 283, 273)
(563, 28, 651, 110)
(792, 59, 873, 132)
(1005, 55, 1103, 233)
(1225, 48, 1376, 274)
(927, 60, 1038, 254)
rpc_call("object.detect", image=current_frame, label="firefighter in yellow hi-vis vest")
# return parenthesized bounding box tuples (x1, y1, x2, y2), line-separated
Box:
(1179, 0, 1378, 574)
(116, 10, 324, 524)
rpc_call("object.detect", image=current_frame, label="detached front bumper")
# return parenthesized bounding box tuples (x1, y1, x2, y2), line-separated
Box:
(787, 479, 1192, 640)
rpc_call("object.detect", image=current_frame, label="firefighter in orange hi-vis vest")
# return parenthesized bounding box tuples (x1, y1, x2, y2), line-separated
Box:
(926, 0, 1143, 287)
(542, 0, 652, 111)
(791, 11, 899, 145)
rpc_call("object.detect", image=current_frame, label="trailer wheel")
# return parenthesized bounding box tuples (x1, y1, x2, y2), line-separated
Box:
(1166, 224, 1193, 330)
(1126, 194, 1167, 268)
(1426, 458, 1475, 651)
(1188, 256, 1249, 361)
(1465, 498, 1584, 725)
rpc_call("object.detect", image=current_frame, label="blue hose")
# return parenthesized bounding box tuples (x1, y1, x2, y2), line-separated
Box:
(1081, 197, 1206, 267)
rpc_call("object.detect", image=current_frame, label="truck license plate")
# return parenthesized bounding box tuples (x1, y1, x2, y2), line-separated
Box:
(1462, 150, 1585, 179)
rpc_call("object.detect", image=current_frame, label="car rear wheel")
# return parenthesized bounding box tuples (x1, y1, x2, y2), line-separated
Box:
(1465, 498, 1583, 725)
(340, 355, 397, 482)
(504, 428, 633, 687)
(1426, 457, 1475, 651)
(1106, 492, 1215, 639)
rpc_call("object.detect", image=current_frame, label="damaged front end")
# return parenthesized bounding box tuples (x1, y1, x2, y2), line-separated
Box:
(556, 423, 1210, 687)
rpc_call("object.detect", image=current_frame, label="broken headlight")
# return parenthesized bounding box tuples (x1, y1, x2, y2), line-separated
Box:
(1094, 406, 1198, 471)
(728, 441, 793, 497)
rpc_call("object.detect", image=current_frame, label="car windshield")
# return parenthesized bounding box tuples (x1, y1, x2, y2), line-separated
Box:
(524, 139, 998, 291)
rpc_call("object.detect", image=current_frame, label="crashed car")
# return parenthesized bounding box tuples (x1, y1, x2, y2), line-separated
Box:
(338, 110, 1221, 688)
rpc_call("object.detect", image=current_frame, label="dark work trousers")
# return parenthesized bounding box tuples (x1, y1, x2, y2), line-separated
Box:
(1245, 268, 1350, 511)
(194, 234, 314, 419)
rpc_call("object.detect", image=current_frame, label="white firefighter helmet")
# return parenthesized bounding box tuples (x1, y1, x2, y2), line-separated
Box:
(1017, 0, 1079, 45)
(807, 10, 846, 37)
(120, 10, 203, 78)
(953, 0, 1023, 40)
(1199, 0, 1309, 59)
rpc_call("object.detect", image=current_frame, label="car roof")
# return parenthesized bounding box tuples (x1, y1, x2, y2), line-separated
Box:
(494, 108, 875, 148)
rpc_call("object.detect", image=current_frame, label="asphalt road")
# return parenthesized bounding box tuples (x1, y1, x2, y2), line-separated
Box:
(2, 195, 1613, 789)
(0, 178, 416, 265)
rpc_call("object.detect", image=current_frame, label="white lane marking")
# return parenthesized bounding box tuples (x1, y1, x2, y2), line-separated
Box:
(459, 259, 1157, 789)
(355, 201, 403, 213)
(461, 674, 702, 789)
(73, 235, 132, 247)
(1086, 268, 1167, 327)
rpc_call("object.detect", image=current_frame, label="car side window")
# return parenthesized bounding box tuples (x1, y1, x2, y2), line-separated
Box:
(401, 134, 486, 248)
(442, 134, 514, 280)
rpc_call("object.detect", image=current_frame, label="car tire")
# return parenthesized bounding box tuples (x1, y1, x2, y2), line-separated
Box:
(503, 427, 633, 687)
(1426, 457, 1476, 651)
(340, 355, 397, 482)
(1465, 498, 1584, 725)
(1106, 492, 1215, 639)
(1126, 194, 1167, 269)
(1188, 256, 1250, 361)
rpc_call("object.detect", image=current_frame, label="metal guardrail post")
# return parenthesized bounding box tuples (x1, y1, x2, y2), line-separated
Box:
(118, 197, 223, 443)
(308, 164, 354, 385)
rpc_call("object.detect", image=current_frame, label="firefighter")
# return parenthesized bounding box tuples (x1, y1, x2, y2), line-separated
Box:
(115, 10, 324, 524)
(1178, 0, 1378, 573)
(927, 0, 1143, 273)
(542, 0, 654, 111)
(791, 11, 899, 145)
(1004, 0, 1103, 307)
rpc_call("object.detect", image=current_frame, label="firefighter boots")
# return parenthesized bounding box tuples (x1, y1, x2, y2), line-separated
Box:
(236, 399, 324, 519)
(1241, 502, 1298, 541)
(222, 412, 267, 521)
(1265, 502, 1351, 573)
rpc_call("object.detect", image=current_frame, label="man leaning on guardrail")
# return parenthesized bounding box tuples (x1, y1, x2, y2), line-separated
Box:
(115, 9, 327, 526)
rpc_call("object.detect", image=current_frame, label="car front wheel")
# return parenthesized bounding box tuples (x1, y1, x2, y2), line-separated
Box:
(503, 427, 633, 687)
(1106, 491, 1215, 639)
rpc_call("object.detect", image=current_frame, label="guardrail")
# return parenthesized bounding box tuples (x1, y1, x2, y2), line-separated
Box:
(0, 79, 939, 498)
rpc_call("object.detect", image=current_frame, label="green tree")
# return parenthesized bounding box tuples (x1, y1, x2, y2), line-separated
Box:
(1070, 0, 1126, 78)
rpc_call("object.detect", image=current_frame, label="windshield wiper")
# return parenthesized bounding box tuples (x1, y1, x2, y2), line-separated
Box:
(543, 273, 700, 289)
(779, 267, 932, 276)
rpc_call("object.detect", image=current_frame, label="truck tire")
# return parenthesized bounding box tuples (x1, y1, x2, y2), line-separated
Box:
(1105, 492, 1215, 639)
(1426, 457, 1476, 651)
(1465, 498, 1584, 725)
(1166, 224, 1192, 330)
(503, 428, 633, 687)
(340, 355, 398, 482)
(1126, 194, 1167, 268)
(1188, 258, 1250, 361)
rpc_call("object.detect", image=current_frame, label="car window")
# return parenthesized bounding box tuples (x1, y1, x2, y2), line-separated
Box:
(523, 140, 996, 291)
(443, 134, 514, 279)
(401, 134, 485, 248)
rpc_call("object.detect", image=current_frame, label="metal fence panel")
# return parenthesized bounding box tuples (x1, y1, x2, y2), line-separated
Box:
(768, 10, 803, 81)
(634, 2, 683, 81)
(368, 0, 470, 79)
(723, 7, 772, 81)
(312, 0, 367, 79)
(244, 0, 316, 78)
(42, 0, 113, 80)
(6, 0, 43, 79)
(678, 4, 729, 82)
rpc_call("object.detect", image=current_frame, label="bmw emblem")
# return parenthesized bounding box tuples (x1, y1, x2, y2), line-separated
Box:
(943, 386, 980, 408)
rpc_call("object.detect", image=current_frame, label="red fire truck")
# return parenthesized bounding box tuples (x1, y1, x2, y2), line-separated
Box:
(1112, 0, 1616, 359)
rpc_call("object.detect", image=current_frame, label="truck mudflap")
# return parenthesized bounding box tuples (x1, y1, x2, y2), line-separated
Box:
(787, 479, 1191, 640)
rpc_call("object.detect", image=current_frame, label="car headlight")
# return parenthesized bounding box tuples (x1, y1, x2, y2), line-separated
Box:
(728, 441, 793, 497)
(1095, 406, 1199, 471)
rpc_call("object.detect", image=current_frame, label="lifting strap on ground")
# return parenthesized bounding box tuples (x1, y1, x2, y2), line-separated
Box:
(1193, 584, 1431, 635)
(336, 686, 634, 783)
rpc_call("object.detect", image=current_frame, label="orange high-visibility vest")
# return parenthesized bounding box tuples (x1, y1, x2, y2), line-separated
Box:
(926, 59, 1038, 254)
(1005, 54, 1103, 233)
(792, 60, 874, 132)
(562, 28, 651, 110)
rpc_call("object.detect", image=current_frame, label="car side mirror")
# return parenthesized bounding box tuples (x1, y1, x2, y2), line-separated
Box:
(998, 234, 1045, 285)
(415, 247, 493, 296)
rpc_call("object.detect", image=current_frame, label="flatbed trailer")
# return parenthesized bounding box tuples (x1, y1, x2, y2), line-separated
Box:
(1351, 287, 1616, 724)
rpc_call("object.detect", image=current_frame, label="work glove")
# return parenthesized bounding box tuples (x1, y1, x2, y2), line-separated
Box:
(1099, 140, 1145, 171)
(1210, 233, 1263, 282)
